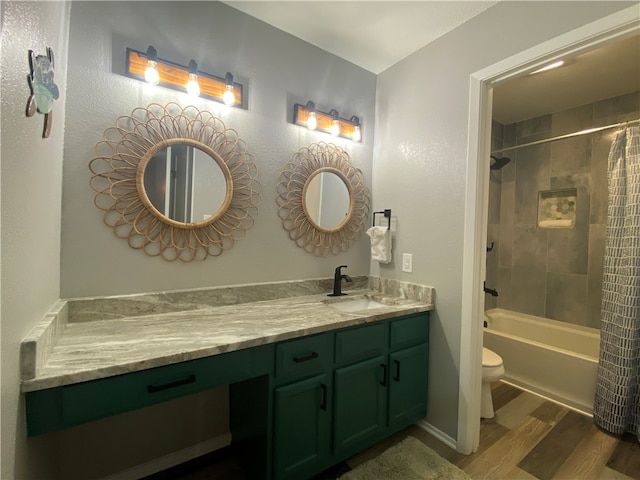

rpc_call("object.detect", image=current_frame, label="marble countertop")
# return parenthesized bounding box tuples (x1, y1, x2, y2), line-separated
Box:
(21, 282, 433, 393)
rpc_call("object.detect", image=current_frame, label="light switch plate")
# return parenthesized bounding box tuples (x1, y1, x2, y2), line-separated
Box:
(402, 253, 413, 273)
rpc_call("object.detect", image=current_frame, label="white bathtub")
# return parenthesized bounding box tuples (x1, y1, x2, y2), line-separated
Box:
(483, 308, 600, 415)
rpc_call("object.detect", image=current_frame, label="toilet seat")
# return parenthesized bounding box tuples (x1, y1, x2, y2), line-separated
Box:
(482, 347, 503, 367)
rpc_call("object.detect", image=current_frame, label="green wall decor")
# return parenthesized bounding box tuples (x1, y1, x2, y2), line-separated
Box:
(26, 47, 59, 138)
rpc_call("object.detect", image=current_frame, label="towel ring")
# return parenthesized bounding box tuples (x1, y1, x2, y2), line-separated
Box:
(373, 209, 391, 230)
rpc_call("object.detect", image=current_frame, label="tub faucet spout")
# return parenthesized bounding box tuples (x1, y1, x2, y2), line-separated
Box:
(483, 282, 498, 297)
(329, 265, 352, 296)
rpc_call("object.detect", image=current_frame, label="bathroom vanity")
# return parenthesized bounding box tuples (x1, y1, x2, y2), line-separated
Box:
(21, 279, 433, 480)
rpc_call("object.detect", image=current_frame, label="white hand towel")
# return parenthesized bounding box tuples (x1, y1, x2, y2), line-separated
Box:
(366, 226, 392, 263)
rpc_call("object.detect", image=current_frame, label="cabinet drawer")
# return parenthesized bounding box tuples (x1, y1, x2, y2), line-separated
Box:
(390, 313, 429, 350)
(276, 333, 332, 382)
(335, 322, 387, 365)
(62, 348, 252, 426)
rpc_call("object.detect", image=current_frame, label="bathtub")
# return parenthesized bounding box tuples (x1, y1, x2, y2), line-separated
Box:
(483, 308, 600, 415)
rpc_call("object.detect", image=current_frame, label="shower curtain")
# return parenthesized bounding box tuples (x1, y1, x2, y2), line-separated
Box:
(594, 125, 640, 443)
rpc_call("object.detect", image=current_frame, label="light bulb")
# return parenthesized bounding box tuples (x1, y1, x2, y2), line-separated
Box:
(186, 73, 200, 96)
(223, 84, 235, 106)
(144, 60, 159, 85)
(331, 119, 340, 136)
(307, 111, 317, 130)
(352, 125, 361, 142)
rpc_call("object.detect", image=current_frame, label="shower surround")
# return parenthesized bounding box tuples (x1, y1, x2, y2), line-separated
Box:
(487, 91, 640, 329)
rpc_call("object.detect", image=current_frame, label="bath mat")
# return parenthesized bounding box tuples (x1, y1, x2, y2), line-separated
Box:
(338, 436, 471, 480)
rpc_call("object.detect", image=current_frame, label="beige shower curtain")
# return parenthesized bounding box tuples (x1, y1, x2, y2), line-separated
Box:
(594, 125, 640, 442)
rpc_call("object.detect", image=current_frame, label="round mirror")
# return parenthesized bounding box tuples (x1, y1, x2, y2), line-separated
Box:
(142, 143, 231, 226)
(303, 169, 352, 231)
(276, 142, 370, 256)
(89, 103, 261, 262)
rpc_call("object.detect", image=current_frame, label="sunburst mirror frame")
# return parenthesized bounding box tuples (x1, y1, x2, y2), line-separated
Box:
(276, 142, 370, 256)
(89, 102, 261, 262)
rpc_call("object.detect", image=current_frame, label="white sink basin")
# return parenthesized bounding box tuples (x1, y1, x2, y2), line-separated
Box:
(329, 298, 388, 313)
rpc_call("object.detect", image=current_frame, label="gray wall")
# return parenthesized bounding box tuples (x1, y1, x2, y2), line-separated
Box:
(61, 1, 376, 299)
(1, 2, 70, 479)
(493, 91, 640, 328)
(372, 1, 635, 440)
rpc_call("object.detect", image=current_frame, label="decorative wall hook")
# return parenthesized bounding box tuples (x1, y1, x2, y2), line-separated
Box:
(26, 47, 59, 138)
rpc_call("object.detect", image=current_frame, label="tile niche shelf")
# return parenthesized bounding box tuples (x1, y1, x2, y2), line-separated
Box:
(537, 188, 577, 229)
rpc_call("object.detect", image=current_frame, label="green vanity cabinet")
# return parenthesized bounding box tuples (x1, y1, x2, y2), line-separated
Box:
(333, 355, 387, 457)
(387, 314, 430, 430)
(24, 309, 429, 480)
(271, 312, 429, 480)
(332, 321, 388, 457)
(273, 373, 332, 480)
(388, 343, 429, 429)
(272, 333, 333, 480)
(25, 345, 273, 437)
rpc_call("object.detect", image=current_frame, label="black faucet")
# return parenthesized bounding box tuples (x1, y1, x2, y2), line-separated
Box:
(483, 281, 498, 297)
(328, 265, 352, 297)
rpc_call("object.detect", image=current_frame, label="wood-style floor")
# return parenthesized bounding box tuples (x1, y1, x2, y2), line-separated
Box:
(145, 382, 640, 480)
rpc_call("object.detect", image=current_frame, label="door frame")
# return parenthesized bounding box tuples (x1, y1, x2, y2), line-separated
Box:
(458, 5, 640, 454)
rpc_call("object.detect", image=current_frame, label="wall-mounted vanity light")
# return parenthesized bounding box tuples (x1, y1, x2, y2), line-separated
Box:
(126, 46, 244, 107)
(293, 101, 362, 142)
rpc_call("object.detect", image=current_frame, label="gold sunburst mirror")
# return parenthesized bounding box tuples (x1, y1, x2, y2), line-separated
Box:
(89, 102, 261, 261)
(276, 142, 370, 256)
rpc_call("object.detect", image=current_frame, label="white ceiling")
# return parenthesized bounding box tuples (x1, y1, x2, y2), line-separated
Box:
(224, 1, 640, 124)
(223, 1, 497, 74)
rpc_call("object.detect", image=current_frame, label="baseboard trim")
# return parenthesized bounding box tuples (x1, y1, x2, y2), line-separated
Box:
(416, 420, 457, 451)
(100, 433, 232, 480)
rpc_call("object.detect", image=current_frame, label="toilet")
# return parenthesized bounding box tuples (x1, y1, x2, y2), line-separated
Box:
(481, 347, 505, 419)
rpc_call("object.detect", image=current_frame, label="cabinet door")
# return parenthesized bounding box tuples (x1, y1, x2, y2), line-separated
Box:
(333, 355, 387, 457)
(388, 343, 429, 429)
(273, 374, 330, 480)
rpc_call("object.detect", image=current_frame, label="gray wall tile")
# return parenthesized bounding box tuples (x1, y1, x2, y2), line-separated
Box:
(515, 143, 550, 224)
(512, 224, 548, 270)
(500, 152, 516, 182)
(517, 114, 552, 140)
(488, 90, 638, 329)
(511, 265, 547, 316)
(499, 221, 513, 270)
(590, 130, 614, 225)
(550, 135, 592, 176)
(587, 224, 606, 328)
(593, 91, 640, 124)
(497, 267, 511, 309)
(488, 171, 502, 224)
(551, 104, 593, 136)
(546, 272, 588, 324)
(547, 224, 589, 274)
(504, 123, 517, 148)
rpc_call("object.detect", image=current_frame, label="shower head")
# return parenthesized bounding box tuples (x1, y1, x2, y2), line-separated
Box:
(490, 155, 511, 170)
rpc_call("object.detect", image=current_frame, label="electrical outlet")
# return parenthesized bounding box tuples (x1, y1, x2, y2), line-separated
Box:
(402, 253, 413, 273)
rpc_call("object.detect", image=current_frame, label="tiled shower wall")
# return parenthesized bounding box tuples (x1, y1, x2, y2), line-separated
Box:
(487, 91, 640, 329)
